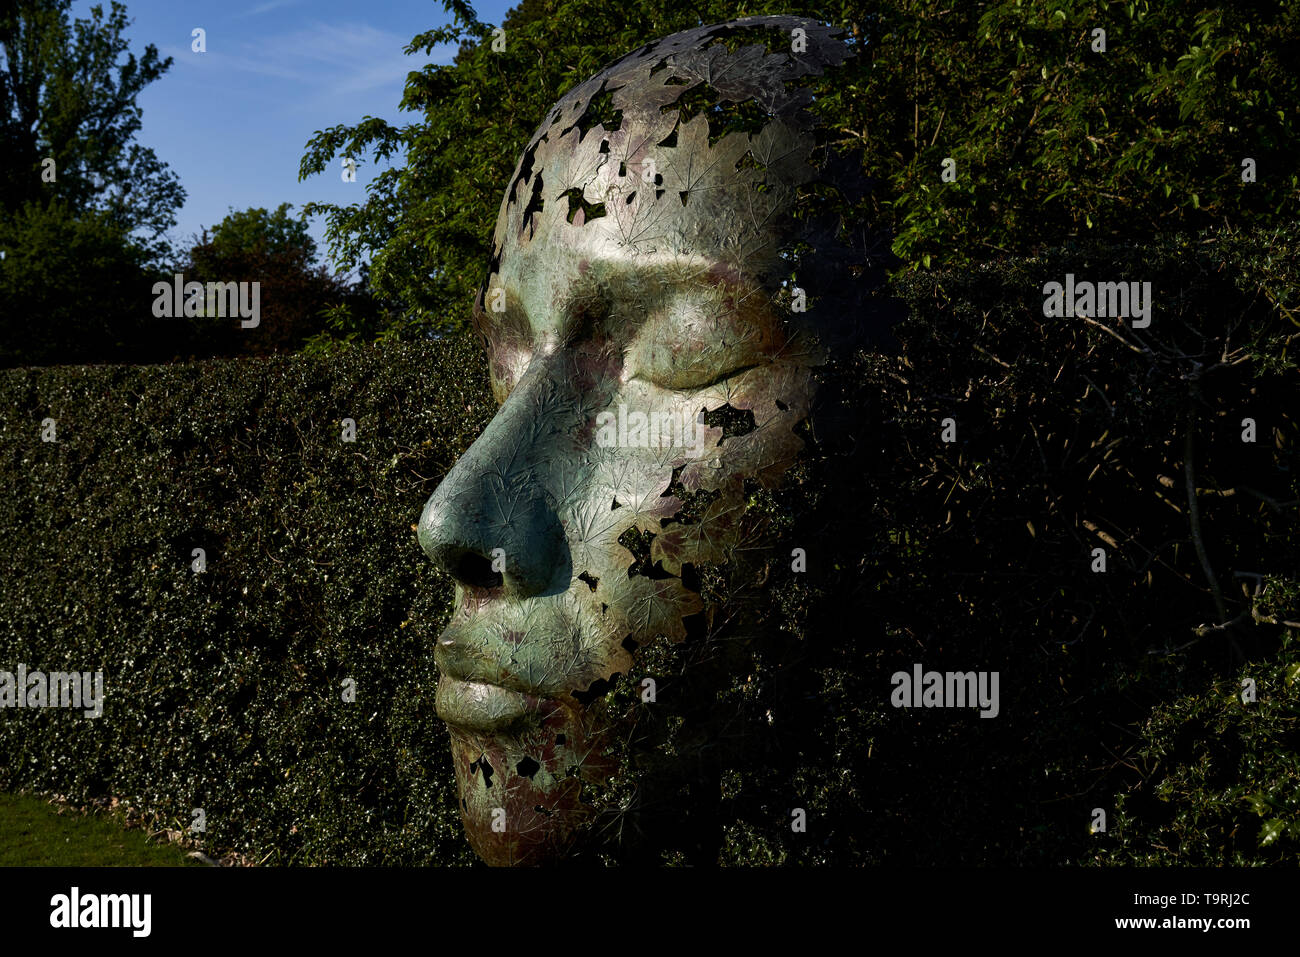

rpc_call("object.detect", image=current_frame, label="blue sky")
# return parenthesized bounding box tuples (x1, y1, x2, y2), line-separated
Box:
(97, 0, 516, 273)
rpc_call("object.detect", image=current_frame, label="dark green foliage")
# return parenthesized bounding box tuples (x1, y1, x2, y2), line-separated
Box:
(0, 337, 491, 864)
(703, 223, 1299, 865)
(170, 204, 354, 360)
(1093, 628, 1300, 865)
(0, 0, 184, 368)
(0, 0, 184, 247)
(0, 226, 1294, 865)
(200, 205, 317, 261)
(0, 201, 155, 367)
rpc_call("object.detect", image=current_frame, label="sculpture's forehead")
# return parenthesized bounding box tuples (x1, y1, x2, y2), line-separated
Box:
(494, 112, 798, 293)
(490, 122, 793, 351)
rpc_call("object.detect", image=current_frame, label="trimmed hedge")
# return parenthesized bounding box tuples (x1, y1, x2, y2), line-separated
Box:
(0, 225, 1296, 865)
(0, 336, 491, 864)
(771, 224, 1300, 866)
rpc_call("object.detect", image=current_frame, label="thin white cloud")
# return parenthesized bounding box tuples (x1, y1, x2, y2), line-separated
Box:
(165, 21, 455, 96)
(237, 0, 305, 17)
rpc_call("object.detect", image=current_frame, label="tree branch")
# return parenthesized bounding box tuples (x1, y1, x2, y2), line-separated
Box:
(1183, 398, 1227, 624)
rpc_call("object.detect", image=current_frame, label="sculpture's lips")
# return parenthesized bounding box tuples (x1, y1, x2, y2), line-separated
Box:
(433, 619, 568, 730)
(435, 676, 547, 733)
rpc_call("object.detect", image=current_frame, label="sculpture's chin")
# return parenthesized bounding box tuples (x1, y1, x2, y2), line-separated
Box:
(447, 708, 617, 866)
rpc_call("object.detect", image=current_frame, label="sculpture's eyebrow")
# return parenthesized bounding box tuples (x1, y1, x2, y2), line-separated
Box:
(571, 252, 759, 315)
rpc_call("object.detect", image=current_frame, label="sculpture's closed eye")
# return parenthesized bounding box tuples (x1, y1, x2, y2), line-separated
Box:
(633, 360, 764, 392)
(630, 320, 775, 390)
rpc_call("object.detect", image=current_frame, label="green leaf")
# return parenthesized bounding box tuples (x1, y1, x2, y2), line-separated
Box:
(1246, 792, 1274, 815)
(1260, 818, 1286, 846)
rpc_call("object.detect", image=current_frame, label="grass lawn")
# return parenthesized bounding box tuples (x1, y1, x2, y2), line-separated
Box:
(0, 793, 201, 866)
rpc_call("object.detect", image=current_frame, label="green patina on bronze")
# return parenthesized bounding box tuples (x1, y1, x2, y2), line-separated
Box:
(417, 15, 886, 866)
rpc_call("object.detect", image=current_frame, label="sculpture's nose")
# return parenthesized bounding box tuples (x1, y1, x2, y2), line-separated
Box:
(418, 361, 571, 598)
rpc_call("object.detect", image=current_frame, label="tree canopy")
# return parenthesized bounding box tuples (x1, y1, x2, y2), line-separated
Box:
(202, 203, 318, 263)
(173, 204, 351, 358)
(300, 0, 1300, 342)
(0, 0, 184, 366)
(1, 0, 184, 249)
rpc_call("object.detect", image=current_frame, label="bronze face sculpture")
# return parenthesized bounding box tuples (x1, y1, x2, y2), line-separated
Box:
(418, 15, 889, 865)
